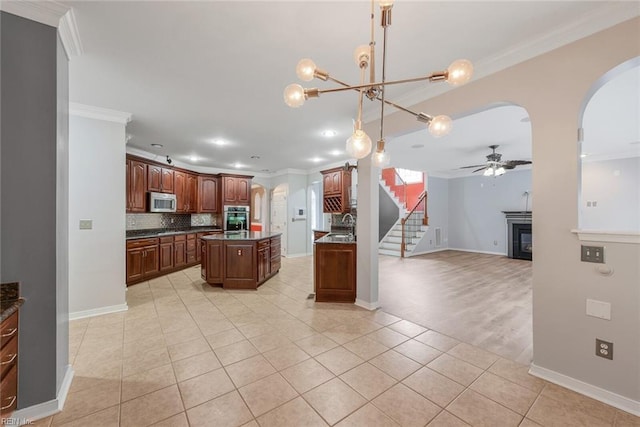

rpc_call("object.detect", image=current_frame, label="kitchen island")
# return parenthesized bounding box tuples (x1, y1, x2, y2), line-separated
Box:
(201, 231, 281, 289)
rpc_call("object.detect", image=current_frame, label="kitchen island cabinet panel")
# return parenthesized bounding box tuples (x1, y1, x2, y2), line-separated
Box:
(224, 243, 256, 289)
(202, 240, 223, 284)
(314, 240, 356, 303)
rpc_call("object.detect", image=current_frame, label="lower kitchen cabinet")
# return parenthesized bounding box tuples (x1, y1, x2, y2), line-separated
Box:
(126, 238, 159, 283)
(0, 310, 19, 420)
(174, 235, 187, 268)
(314, 241, 356, 303)
(159, 237, 174, 272)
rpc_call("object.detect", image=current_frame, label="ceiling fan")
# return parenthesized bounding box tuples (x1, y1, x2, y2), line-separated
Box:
(460, 145, 532, 176)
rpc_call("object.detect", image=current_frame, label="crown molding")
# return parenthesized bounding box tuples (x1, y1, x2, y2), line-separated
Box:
(0, 1, 84, 58)
(364, 2, 640, 123)
(70, 103, 132, 124)
(58, 8, 83, 57)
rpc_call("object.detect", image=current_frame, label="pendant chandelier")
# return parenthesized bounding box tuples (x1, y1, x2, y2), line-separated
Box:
(283, 0, 474, 167)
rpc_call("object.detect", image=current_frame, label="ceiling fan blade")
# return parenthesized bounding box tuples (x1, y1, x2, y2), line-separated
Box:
(504, 160, 532, 166)
(459, 164, 485, 169)
(472, 167, 486, 173)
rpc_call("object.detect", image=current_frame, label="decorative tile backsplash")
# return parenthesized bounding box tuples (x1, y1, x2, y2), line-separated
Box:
(126, 213, 218, 230)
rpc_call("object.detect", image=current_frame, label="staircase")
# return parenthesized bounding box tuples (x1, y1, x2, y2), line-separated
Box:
(379, 210, 428, 257)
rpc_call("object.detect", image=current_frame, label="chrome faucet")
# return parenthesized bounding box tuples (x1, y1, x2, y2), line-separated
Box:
(342, 213, 355, 238)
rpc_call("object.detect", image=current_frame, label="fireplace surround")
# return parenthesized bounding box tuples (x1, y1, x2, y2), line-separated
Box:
(504, 211, 532, 260)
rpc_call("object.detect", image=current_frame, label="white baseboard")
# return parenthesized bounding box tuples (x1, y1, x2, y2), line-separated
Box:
(12, 365, 74, 424)
(447, 247, 507, 257)
(529, 363, 640, 416)
(355, 299, 380, 311)
(407, 248, 449, 257)
(69, 303, 128, 320)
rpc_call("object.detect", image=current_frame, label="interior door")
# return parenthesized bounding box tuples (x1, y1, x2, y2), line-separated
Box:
(270, 184, 288, 256)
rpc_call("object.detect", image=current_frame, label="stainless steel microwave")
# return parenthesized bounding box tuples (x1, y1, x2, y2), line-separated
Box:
(149, 192, 177, 213)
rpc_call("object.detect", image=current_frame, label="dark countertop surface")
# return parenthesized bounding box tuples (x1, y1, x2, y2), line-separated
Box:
(126, 226, 223, 240)
(202, 231, 282, 241)
(1, 282, 24, 322)
(315, 233, 357, 244)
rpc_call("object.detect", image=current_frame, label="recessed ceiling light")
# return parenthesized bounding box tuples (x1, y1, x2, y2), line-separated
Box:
(310, 157, 324, 163)
(151, 143, 163, 148)
(329, 150, 342, 156)
(250, 155, 260, 159)
(233, 162, 243, 168)
(189, 155, 198, 162)
(411, 144, 424, 149)
(211, 139, 226, 146)
(321, 130, 337, 138)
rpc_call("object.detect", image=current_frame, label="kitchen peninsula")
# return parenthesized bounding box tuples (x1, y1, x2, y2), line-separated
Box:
(201, 231, 281, 289)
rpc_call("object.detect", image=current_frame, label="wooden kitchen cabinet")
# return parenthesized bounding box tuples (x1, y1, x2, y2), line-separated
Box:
(314, 241, 356, 303)
(257, 239, 270, 283)
(202, 239, 223, 283)
(148, 164, 174, 193)
(0, 311, 19, 419)
(186, 233, 197, 264)
(321, 167, 352, 213)
(198, 175, 220, 213)
(186, 173, 198, 213)
(159, 237, 174, 272)
(174, 170, 187, 212)
(270, 235, 281, 274)
(174, 234, 187, 268)
(126, 158, 147, 212)
(225, 242, 256, 288)
(126, 238, 159, 284)
(220, 174, 252, 206)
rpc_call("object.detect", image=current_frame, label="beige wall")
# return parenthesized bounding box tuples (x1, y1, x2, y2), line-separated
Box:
(373, 18, 640, 406)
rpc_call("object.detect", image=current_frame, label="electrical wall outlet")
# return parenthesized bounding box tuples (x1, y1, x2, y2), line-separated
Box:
(595, 339, 613, 360)
(79, 219, 92, 230)
(581, 245, 604, 263)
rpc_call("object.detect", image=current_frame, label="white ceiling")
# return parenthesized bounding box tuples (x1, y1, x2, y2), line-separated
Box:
(66, 1, 639, 174)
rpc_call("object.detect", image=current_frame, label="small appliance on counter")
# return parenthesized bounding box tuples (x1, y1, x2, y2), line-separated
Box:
(223, 206, 249, 231)
(149, 192, 177, 213)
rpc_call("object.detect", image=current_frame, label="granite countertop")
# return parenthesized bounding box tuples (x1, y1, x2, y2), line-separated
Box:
(315, 233, 357, 244)
(1, 282, 24, 322)
(126, 226, 223, 240)
(202, 231, 282, 241)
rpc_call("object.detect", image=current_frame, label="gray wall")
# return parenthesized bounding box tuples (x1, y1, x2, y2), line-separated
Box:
(448, 169, 532, 254)
(379, 186, 399, 241)
(581, 156, 640, 231)
(1, 12, 61, 407)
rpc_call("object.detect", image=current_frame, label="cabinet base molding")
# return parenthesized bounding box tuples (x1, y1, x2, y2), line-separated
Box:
(11, 365, 74, 423)
(69, 303, 128, 321)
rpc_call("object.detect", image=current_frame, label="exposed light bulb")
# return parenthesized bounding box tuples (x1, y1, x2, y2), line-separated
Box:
(353, 45, 371, 68)
(495, 167, 506, 176)
(447, 59, 474, 86)
(283, 84, 305, 108)
(483, 167, 494, 177)
(296, 59, 316, 82)
(372, 150, 390, 168)
(428, 115, 452, 137)
(345, 130, 372, 159)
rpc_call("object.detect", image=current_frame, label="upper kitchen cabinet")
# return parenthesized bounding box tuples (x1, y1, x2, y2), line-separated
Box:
(148, 164, 174, 193)
(126, 158, 147, 212)
(186, 173, 198, 213)
(320, 167, 352, 213)
(174, 171, 187, 213)
(198, 175, 219, 213)
(220, 174, 252, 206)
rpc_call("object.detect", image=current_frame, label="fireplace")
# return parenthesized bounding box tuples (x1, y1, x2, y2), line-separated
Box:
(503, 211, 532, 261)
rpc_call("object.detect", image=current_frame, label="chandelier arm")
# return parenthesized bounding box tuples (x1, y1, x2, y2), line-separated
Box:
(379, 23, 388, 143)
(314, 73, 446, 95)
(369, 0, 376, 86)
(356, 67, 366, 126)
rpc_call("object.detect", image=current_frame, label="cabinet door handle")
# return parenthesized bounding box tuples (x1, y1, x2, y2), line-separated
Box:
(1, 396, 16, 410)
(1, 328, 17, 338)
(1, 354, 17, 365)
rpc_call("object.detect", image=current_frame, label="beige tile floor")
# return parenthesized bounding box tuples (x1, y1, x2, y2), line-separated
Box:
(29, 256, 639, 427)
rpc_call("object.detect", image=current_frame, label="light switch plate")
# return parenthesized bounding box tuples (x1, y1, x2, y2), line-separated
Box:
(581, 245, 604, 263)
(586, 299, 611, 320)
(79, 219, 92, 230)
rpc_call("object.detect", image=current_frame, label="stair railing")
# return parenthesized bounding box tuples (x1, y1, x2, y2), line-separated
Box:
(400, 191, 429, 258)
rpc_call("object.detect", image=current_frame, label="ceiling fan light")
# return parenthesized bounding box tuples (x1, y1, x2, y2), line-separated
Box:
(296, 59, 317, 82)
(447, 59, 474, 86)
(428, 115, 452, 137)
(346, 129, 372, 159)
(495, 166, 506, 176)
(283, 83, 305, 108)
(483, 167, 494, 177)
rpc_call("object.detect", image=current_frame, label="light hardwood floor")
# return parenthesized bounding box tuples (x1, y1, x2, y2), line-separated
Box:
(379, 250, 533, 364)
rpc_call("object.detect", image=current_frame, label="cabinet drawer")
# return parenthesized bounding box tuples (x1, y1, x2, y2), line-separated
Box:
(0, 313, 18, 349)
(0, 336, 17, 378)
(126, 238, 159, 249)
(174, 234, 186, 242)
(257, 239, 270, 250)
(0, 364, 17, 417)
(160, 236, 173, 244)
(270, 258, 281, 272)
(186, 233, 196, 240)
(187, 252, 197, 264)
(187, 240, 197, 251)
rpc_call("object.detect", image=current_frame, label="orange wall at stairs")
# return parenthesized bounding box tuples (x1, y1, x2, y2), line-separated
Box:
(381, 168, 425, 210)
